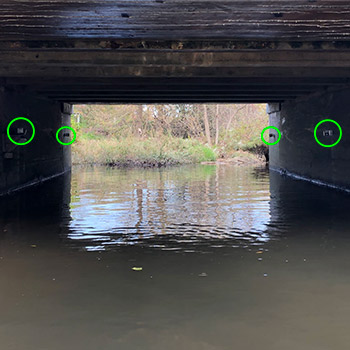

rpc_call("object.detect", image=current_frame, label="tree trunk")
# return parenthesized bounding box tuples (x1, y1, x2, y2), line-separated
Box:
(135, 105, 143, 137)
(203, 104, 212, 146)
(226, 105, 245, 133)
(215, 104, 219, 145)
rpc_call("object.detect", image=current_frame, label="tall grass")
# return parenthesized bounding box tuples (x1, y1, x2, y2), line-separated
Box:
(71, 104, 268, 166)
(72, 136, 217, 166)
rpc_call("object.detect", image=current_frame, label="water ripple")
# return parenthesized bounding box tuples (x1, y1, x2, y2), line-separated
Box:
(62, 165, 282, 252)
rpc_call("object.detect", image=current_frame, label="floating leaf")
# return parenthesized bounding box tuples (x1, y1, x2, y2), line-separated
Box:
(132, 267, 143, 271)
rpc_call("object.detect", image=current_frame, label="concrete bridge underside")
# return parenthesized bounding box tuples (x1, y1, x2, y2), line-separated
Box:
(2, 0, 350, 193)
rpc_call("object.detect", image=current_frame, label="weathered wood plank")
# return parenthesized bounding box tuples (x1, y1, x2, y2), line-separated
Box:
(1, 0, 350, 40)
(6, 77, 348, 86)
(1, 65, 349, 78)
(2, 49, 350, 70)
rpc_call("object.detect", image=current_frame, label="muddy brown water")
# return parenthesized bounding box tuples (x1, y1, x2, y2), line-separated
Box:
(0, 164, 349, 350)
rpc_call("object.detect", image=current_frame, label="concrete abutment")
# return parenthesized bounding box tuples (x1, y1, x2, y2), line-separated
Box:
(2, 84, 350, 193)
(268, 87, 350, 190)
(0, 88, 72, 194)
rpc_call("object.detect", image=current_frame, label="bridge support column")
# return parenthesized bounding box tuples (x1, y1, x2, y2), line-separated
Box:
(268, 87, 350, 190)
(0, 88, 72, 194)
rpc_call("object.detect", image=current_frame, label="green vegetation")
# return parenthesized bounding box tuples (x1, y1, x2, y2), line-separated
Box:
(71, 104, 268, 166)
(73, 136, 216, 166)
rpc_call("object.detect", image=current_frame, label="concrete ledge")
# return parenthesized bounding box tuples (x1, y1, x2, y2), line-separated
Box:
(266, 103, 281, 114)
(270, 166, 350, 193)
(0, 169, 71, 197)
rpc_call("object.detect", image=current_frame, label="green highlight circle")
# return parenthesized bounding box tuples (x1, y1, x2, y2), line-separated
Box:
(261, 126, 281, 145)
(7, 117, 35, 146)
(314, 119, 342, 148)
(56, 126, 76, 145)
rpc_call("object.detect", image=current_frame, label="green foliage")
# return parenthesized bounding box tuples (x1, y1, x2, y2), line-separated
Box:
(72, 137, 217, 166)
(72, 103, 268, 165)
(191, 144, 217, 162)
(80, 132, 102, 140)
(217, 106, 268, 158)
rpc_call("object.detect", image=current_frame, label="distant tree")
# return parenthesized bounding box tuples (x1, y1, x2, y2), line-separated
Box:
(203, 104, 212, 146)
(215, 104, 219, 146)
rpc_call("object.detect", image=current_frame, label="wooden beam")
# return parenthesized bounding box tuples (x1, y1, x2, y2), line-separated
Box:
(5, 77, 348, 87)
(2, 50, 350, 68)
(1, 0, 350, 41)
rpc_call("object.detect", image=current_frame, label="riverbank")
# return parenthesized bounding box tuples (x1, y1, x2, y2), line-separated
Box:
(72, 137, 217, 167)
(202, 150, 267, 166)
(71, 103, 268, 167)
(72, 136, 267, 167)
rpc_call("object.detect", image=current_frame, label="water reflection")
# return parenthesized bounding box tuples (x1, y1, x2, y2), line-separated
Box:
(64, 165, 274, 252)
(1, 165, 349, 254)
(1, 166, 350, 349)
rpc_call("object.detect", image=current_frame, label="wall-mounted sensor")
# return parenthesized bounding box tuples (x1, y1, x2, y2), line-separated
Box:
(56, 126, 76, 145)
(4, 152, 13, 159)
(261, 126, 281, 146)
(323, 130, 334, 137)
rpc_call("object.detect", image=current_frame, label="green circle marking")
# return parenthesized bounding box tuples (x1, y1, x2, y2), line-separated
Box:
(314, 119, 342, 148)
(7, 117, 35, 146)
(56, 126, 76, 145)
(261, 126, 281, 146)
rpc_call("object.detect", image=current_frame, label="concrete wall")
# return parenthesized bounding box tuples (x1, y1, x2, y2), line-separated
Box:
(0, 88, 72, 194)
(268, 87, 350, 190)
